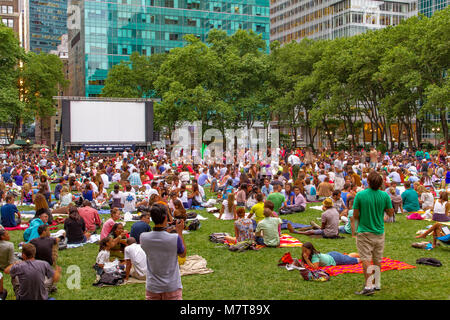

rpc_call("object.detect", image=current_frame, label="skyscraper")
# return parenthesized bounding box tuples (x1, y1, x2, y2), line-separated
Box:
(418, 0, 448, 17)
(68, 0, 270, 97)
(270, 0, 417, 44)
(1, 0, 29, 50)
(29, 0, 68, 53)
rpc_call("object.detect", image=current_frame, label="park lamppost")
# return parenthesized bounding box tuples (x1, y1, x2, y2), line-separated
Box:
(432, 126, 440, 148)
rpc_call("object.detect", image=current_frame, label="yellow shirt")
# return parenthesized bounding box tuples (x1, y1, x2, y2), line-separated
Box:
(250, 202, 265, 222)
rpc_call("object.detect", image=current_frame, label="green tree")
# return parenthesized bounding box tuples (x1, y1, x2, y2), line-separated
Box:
(0, 23, 26, 143)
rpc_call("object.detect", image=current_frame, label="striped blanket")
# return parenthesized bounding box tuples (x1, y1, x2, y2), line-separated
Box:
(306, 257, 415, 277)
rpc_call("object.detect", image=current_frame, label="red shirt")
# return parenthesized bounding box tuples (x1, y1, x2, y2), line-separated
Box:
(78, 206, 101, 233)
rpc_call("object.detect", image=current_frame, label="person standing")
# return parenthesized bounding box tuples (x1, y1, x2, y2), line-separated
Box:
(352, 171, 394, 296)
(140, 203, 186, 300)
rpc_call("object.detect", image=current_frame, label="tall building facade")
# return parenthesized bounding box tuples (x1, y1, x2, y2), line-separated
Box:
(68, 0, 270, 97)
(419, 0, 448, 17)
(270, 0, 417, 44)
(1, 0, 29, 50)
(29, 0, 68, 53)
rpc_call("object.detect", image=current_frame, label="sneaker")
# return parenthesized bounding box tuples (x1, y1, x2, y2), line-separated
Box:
(310, 221, 321, 230)
(374, 287, 381, 291)
(355, 287, 375, 296)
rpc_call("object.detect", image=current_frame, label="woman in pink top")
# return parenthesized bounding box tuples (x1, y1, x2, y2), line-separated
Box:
(100, 208, 121, 239)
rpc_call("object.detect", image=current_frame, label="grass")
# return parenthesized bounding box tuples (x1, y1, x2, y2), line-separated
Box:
(2, 185, 450, 300)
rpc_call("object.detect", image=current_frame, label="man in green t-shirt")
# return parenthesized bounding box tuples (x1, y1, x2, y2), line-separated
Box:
(255, 208, 282, 247)
(266, 185, 285, 214)
(353, 171, 394, 296)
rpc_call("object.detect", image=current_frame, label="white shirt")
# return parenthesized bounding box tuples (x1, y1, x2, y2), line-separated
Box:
(145, 187, 159, 199)
(122, 191, 136, 212)
(90, 181, 98, 193)
(101, 174, 110, 189)
(124, 243, 147, 279)
(96, 250, 110, 265)
(288, 155, 301, 165)
(123, 151, 128, 159)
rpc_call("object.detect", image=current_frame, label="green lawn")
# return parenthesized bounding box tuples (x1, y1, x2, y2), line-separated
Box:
(3, 186, 449, 300)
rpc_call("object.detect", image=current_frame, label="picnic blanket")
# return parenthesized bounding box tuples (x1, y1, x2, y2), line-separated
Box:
(3, 224, 29, 231)
(66, 234, 101, 249)
(424, 219, 450, 226)
(4, 221, 60, 231)
(119, 255, 214, 286)
(305, 257, 415, 277)
(310, 206, 323, 211)
(279, 234, 303, 248)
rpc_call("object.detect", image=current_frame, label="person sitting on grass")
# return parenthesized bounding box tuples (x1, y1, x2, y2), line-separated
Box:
(431, 191, 450, 223)
(78, 200, 102, 234)
(418, 185, 434, 211)
(0, 227, 16, 272)
(300, 242, 360, 269)
(0, 193, 21, 228)
(21, 183, 34, 206)
(247, 193, 265, 226)
(388, 187, 403, 217)
(130, 212, 151, 244)
(124, 237, 147, 281)
(108, 222, 128, 262)
(4, 243, 61, 300)
(292, 198, 340, 238)
(101, 208, 121, 240)
(339, 199, 357, 237)
(33, 193, 53, 225)
(224, 207, 255, 244)
(254, 208, 282, 247)
(416, 222, 450, 248)
(280, 186, 306, 214)
(93, 237, 113, 280)
(332, 190, 348, 217)
(24, 211, 49, 243)
(218, 192, 237, 220)
(401, 181, 420, 213)
(64, 207, 91, 245)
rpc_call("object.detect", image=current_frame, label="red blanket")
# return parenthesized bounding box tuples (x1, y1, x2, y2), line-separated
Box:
(3, 221, 60, 231)
(306, 257, 416, 276)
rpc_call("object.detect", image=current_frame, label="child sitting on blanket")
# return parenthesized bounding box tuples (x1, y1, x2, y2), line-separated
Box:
(299, 242, 360, 270)
(94, 237, 113, 280)
(224, 208, 255, 244)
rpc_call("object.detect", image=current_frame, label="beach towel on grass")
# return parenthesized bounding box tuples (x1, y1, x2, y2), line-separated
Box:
(310, 206, 323, 211)
(304, 257, 415, 277)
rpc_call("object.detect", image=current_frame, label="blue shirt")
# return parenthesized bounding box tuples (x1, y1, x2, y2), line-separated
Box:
(0, 203, 19, 227)
(198, 173, 209, 186)
(2, 172, 11, 183)
(83, 190, 94, 201)
(14, 175, 23, 186)
(54, 184, 63, 200)
(130, 221, 152, 244)
(261, 185, 273, 198)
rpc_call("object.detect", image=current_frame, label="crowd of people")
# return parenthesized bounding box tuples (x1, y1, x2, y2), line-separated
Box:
(0, 144, 449, 300)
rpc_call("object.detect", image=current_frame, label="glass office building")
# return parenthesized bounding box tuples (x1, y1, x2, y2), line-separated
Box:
(68, 0, 270, 97)
(270, 0, 417, 44)
(29, 0, 68, 53)
(418, 0, 448, 17)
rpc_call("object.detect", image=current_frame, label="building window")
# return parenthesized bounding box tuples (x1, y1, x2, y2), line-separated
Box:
(169, 33, 179, 40)
(122, 48, 128, 54)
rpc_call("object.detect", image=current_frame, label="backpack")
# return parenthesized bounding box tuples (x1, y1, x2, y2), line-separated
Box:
(209, 233, 230, 243)
(416, 257, 442, 267)
(93, 270, 125, 287)
(185, 219, 200, 231)
(300, 268, 330, 281)
(186, 212, 197, 219)
(228, 240, 257, 252)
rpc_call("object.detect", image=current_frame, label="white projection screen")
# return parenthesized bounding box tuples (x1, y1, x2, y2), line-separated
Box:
(70, 101, 146, 143)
